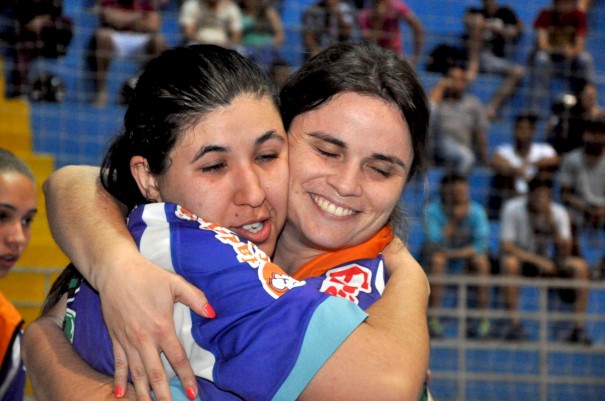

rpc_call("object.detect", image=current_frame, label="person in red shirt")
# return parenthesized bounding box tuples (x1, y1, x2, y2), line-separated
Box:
(526, 0, 595, 117)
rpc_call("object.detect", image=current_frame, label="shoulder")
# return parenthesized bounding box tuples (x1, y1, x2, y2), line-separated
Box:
(550, 202, 569, 220)
(502, 196, 525, 215)
(561, 148, 583, 165)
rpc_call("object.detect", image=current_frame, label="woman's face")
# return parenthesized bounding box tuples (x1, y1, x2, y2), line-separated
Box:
(142, 94, 289, 256)
(0, 171, 37, 276)
(286, 92, 413, 250)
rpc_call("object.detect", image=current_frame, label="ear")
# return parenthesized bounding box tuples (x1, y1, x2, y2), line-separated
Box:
(130, 156, 161, 202)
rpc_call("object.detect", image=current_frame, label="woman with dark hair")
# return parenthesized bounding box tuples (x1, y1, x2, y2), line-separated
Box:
(24, 41, 430, 401)
(42, 43, 373, 400)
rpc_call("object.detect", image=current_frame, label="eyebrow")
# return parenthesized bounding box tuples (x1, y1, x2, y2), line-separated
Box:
(0, 203, 38, 214)
(309, 132, 407, 170)
(191, 130, 284, 163)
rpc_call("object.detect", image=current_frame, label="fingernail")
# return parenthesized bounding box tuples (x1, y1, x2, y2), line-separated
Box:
(115, 385, 124, 398)
(203, 303, 216, 318)
(186, 386, 196, 400)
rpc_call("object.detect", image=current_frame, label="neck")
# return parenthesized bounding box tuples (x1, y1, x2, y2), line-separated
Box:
(272, 222, 324, 275)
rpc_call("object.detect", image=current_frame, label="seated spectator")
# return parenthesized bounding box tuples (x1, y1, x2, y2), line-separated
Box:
(269, 57, 290, 88)
(0, 148, 38, 400)
(238, 0, 284, 71)
(422, 172, 492, 339)
(526, 0, 595, 118)
(429, 65, 489, 175)
(558, 116, 605, 261)
(88, 0, 166, 106)
(499, 174, 591, 344)
(180, 0, 243, 48)
(2, 0, 72, 99)
(358, 0, 424, 67)
(547, 82, 604, 155)
(464, 0, 524, 120)
(301, 0, 355, 61)
(489, 113, 559, 219)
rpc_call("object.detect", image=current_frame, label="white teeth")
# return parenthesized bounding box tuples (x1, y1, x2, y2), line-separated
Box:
(243, 222, 264, 233)
(311, 195, 355, 217)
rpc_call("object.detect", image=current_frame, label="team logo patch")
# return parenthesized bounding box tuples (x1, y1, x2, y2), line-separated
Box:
(259, 263, 306, 299)
(320, 264, 373, 304)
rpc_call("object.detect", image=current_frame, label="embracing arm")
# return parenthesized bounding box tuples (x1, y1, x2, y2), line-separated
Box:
(43, 166, 212, 401)
(300, 239, 430, 401)
(22, 296, 137, 401)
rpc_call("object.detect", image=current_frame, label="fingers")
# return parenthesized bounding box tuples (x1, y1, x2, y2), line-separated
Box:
(112, 342, 129, 398)
(172, 275, 215, 319)
(135, 345, 171, 401)
(123, 351, 154, 401)
(160, 334, 198, 401)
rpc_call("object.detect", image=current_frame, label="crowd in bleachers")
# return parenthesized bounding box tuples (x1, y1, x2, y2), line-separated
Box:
(1, 0, 604, 345)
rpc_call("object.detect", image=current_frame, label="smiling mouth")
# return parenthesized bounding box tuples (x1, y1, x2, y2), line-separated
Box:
(311, 194, 356, 217)
(242, 222, 264, 233)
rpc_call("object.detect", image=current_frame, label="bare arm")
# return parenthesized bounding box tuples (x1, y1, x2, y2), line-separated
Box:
(43, 166, 212, 401)
(474, 129, 489, 165)
(22, 296, 137, 401)
(405, 14, 424, 67)
(300, 239, 430, 401)
(267, 7, 284, 46)
(501, 240, 554, 271)
(100, 7, 161, 33)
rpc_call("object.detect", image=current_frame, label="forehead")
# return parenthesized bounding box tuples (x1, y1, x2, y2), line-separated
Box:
(0, 171, 37, 204)
(292, 92, 412, 158)
(176, 94, 283, 148)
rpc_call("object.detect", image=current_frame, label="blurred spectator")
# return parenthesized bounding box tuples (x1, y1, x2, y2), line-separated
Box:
(269, 57, 290, 88)
(578, 0, 592, 11)
(422, 172, 492, 339)
(429, 65, 489, 175)
(301, 0, 355, 61)
(1, 0, 73, 99)
(499, 174, 592, 344)
(547, 82, 604, 155)
(489, 113, 559, 219)
(88, 0, 166, 106)
(464, 0, 524, 120)
(558, 116, 605, 253)
(358, 0, 424, 67)
(238, 0, 284, 71)
(0, 148, 38, 401)
(526, 0, 595, 117)
(180, 0, 243, 47)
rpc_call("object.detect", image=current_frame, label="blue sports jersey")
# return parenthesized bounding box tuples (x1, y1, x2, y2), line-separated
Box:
(67, 203, 393, 400)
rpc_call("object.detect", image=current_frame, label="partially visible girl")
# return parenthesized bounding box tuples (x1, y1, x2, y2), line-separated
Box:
(0, 148, 37, 401)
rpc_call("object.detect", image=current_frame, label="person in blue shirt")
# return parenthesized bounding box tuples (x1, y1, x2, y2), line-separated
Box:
(422, 171, 492, 339)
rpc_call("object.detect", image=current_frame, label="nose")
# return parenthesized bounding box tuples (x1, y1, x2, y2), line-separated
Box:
(4, 221, 29, 251)
(233, 166, 266, 207)
(328, 162, 362, 197)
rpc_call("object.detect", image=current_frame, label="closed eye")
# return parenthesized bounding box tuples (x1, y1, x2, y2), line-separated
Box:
(257, 153, 279, 163)
(316, 147, 339, 158)
(201, 162, 227, 173)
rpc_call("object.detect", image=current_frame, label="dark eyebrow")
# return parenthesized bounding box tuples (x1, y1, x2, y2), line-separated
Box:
(256, 130, 285, 146)
(308, 132, 347, 148)
(0, 203, 17, 211)
(0, 203, 38, 215)
(192, 145, 228, 163)
(191, 130, 284, 163)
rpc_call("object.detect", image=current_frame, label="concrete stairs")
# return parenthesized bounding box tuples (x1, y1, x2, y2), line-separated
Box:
(0, 57, 68, 327)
